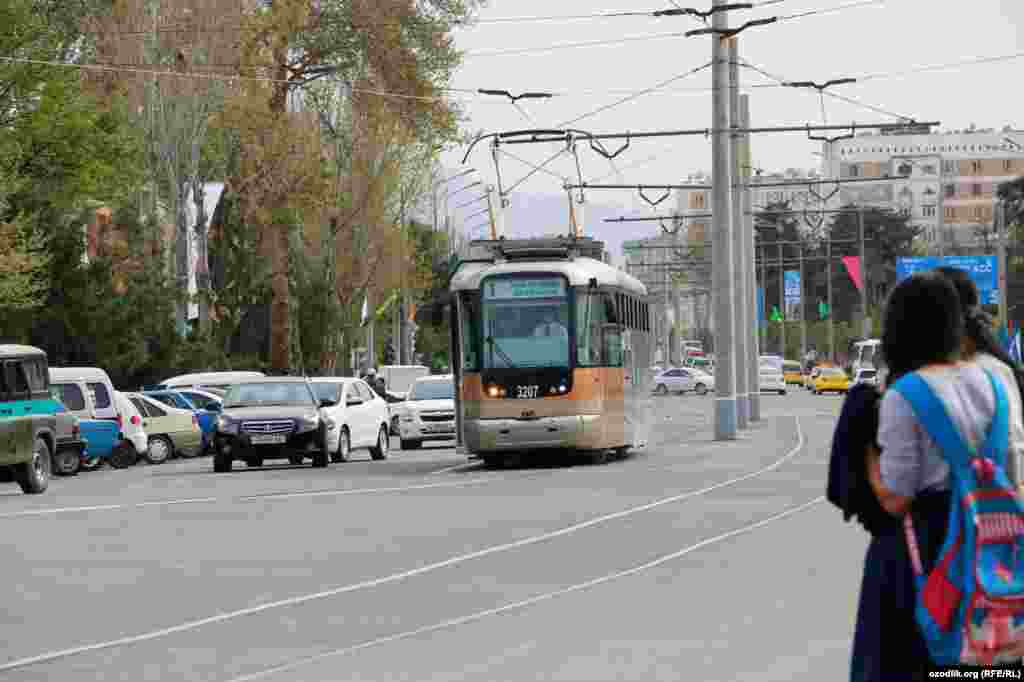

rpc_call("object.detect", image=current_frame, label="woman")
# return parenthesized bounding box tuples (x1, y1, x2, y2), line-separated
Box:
(935, 266, 1024, 486)
(851, 271, 1011, 679)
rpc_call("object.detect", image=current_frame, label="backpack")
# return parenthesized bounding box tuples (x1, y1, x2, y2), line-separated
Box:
(892, 369, 1024, 666)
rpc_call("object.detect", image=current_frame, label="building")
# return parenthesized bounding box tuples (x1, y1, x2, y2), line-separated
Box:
(818, 125, 1024, 252)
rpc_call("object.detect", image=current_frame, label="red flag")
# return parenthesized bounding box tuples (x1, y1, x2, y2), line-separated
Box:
(842, 256, 863, 291)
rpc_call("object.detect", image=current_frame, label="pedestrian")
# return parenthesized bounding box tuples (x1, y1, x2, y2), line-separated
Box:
(847, 271, 1018, 679)
(934, 266, 1024, 486)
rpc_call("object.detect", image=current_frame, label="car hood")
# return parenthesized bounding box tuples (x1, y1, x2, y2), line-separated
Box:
(405, 399, 454, 412)
(220, 405, 319, 420)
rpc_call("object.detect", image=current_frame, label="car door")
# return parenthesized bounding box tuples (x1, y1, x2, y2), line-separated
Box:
(318, 382, 344, 451)
(361, 379, 387, 438)
(354, 381, 378, 446)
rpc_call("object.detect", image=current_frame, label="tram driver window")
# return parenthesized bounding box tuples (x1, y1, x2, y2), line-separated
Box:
(459, 293, 481, 370)
(576, 291, 609, 367)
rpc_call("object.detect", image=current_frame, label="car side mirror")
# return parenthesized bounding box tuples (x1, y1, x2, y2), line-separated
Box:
(319, 399, 337, 408)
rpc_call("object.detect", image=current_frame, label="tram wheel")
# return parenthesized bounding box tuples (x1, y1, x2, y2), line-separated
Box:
(481, 455, 504, 468)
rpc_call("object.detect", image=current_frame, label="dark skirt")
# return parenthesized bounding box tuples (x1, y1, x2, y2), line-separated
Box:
(851, 492, 950, 682)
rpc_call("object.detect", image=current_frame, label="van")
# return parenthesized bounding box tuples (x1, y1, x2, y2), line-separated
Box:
(378, 365, 430, 399)
(0, 345, 60, 493)
(49, 367, 117, 421)
(157, 371, 265, 392)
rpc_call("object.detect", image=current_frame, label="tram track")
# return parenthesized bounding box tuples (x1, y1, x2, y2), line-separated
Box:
(0, 415, 814, 676)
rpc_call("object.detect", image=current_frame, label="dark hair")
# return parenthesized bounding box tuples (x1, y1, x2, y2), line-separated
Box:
(882, 271, 963, 382)
(934, 266, 1020, 371)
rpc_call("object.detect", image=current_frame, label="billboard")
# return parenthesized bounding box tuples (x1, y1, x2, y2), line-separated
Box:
(784, 271, 801, 305)
(895, 256, 998, 305)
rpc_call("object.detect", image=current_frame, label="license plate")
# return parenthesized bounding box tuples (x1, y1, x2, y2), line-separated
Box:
(250, 434, 286, 445)
(426, 423, 454, 433)
(515, 385, 539, 399)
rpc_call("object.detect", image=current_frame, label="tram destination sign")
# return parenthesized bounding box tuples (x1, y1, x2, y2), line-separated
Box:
(485, 278, 566, 300)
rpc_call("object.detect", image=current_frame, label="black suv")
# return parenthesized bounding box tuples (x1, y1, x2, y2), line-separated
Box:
(212, 378, 335, 472)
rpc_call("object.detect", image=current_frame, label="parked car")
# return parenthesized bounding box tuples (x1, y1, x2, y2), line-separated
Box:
(652, 367, 714, 396)
(0, 345, 59, 493)
(143, 389, 218, 455)
(310, 377, 390, 463)
(212, 378, 334, 472)
(125, 393, 204, 463)
(52, 411, 88, 476)
(782, 361, 803, 385)
(378, 365, 431, 400)
(685, 356, 715, 375)
(49, 378, 120, 469)
(804, 366, 822, 390)
(813, 367, 851, 395)
(110, 390, 148, 467)
(759, 367, 787, 395)
(396, 375, 455, 450)
(49, 367, 117, 421)
(154, 371, 266, 393)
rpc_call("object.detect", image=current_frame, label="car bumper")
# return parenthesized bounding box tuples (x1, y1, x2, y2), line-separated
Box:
(400, 422, 456, 441)
(214, 430, 322, 458)
(464, 414, 604, 452)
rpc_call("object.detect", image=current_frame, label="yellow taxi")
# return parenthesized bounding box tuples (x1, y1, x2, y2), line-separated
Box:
(782, 361, 803, 385)
(804, 366, 821, 390)
(813, 367, 850, 395)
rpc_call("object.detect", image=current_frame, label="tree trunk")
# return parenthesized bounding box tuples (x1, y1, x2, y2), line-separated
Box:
(267, 56, 292, 373)
(175, 181, 190, 337)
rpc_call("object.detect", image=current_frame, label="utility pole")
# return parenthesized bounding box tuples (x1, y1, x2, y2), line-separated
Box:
(778, 242, 785, 357)
(741, 95, 760, 422)
(710, 0, 737, 440)
(827, 237, 834, 362)
(998, 200, 1008, 329)
(858, 206, 870, 339)
(759, 243, 767, 352)
(729, 38, 748, 430)
(799, 244, 807, 362)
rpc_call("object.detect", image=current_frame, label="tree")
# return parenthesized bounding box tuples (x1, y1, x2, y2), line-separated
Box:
(0, 221, 49, 312)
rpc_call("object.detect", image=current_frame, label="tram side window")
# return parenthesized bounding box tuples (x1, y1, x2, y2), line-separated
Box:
(459, 292, 481, 371)
(576, 291, 606, 367)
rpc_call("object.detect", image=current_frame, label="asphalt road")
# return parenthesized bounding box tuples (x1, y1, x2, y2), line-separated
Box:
(0, 386, 868, 681)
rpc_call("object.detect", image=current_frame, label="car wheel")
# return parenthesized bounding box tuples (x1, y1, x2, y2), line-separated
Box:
(17, 437, 51, 494)
(246, 456, 263, 467)
(289, 455, 305, 465)
(400, 438, 422, 450)
(52, 447, 81, 476)
(331, 428, 350, 464)
(108, 441, 138, 469)
(370, 426, 389, 460)
(655, 384, 668, 396)
(213, 449, 232, 473)
(780, 390, 787, 395)
(311, 430, 329, 468)
(695, 383, 708, 396)
(144, 436, 172, 465)
(79, 455, 104, 471)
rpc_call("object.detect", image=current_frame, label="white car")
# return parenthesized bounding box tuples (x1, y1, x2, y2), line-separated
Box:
(652, 368, 715, 396)
(113, 390, 149, 457)
(759, 367, 787, 395)
(396, 375, 455, 450)
(310, 378, 391, 462)
(853, 368, 879, 387)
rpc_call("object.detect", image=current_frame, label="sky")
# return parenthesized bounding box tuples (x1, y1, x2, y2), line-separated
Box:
(434, 0, 1024, 251)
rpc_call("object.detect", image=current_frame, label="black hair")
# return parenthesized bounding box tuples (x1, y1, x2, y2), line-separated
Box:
(882, 271, 963, 383)
(935, 265, 1024, 379)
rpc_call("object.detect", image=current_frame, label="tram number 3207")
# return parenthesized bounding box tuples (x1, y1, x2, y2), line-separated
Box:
(515, 385, 539, 399)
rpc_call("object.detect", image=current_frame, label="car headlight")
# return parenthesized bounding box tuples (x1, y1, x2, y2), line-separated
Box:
(217, 415, 239, 434)
(298, 414, 320, 431)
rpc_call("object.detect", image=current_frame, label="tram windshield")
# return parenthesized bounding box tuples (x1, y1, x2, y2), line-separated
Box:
(480, 275, 571, 369)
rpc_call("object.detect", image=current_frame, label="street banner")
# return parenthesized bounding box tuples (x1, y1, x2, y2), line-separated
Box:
(784, 270, 801, 305)
(842, 256, 863, 291)
(896, 256, 998, 305)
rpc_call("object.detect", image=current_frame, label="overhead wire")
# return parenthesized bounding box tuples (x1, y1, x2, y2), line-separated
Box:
(462, 32, 691, 58)
(774, 0, 887, 22)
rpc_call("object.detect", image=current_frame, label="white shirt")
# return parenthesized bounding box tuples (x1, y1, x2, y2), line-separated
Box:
(974, 352, 1024, 486)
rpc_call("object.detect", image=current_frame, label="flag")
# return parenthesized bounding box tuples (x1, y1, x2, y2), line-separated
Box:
(841, 256, 863, 291)
(360, 295, 369, 327)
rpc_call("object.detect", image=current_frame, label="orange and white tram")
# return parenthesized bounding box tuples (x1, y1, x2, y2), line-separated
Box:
(447, 237, 652, 465)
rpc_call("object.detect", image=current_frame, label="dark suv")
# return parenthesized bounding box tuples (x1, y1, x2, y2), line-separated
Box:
(212, 378, 335, 472)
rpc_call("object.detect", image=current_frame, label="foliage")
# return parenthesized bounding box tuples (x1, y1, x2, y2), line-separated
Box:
(0, 221, 50, 310)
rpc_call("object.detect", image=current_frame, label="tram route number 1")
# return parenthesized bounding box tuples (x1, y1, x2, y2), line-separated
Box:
(516, 385, 540, 399)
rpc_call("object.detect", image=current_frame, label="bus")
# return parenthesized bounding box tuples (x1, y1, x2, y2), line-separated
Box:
(448, 237, 652, 466)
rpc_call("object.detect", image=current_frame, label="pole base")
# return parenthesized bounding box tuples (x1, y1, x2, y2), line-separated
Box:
(736, 393, 749, 429)
(749, 393, 761, 422)
(714, 398, 738, 441)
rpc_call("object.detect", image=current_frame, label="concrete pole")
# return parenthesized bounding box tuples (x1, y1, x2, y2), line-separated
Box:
(742, 95, 760, 422)
(998, 200, 1008, 329)
(859, 206, 870, 339)
(799, 244, 807, 362)
(728, 39, 748, 429)
(827, 238, 834, 362)
(710, 1, 737, 440)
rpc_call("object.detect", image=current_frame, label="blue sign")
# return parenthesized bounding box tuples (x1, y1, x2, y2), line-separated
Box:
(784, 270, 801, 305)
(896, 256, 998, 305)
(757, 286, 765, 328)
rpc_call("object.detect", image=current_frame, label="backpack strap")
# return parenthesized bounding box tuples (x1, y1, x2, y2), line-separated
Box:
(891, 372, 973, 476)
(981, 369, 1009, 469)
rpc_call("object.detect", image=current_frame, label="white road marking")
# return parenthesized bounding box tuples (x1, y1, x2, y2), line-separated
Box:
(0, 417, 805, 674)
(0, 479, 501, 519)
(429, 462, 481, 475)
(228, 495, 826, 682)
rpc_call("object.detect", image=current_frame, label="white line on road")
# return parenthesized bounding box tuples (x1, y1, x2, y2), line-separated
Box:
(228, 495, 826, 682)
(429, 462, 481, 475)
(0, 479, 500, 519)
(0, 417, 805, 674)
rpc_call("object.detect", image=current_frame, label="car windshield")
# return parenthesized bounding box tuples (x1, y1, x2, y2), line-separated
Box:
(223, 382, 315, 407)
(480, 275, 570, 369)
(409, 381, 454, 401)
(823, 368, 844, 377)
(311, 383, 340, 402)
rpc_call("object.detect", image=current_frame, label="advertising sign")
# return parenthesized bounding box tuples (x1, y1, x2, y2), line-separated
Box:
(895, 256, 998, 305)
(784, 270, 801, 305)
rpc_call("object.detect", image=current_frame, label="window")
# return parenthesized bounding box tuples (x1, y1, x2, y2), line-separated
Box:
(312, 382, 341, 404)
(923, 205, 936, 218)
(222, 382, 315, 407)
(89, 382, 111, 409)
(971, 160, 982, 173)
(143, 399, 167, 417)
(20, 359, 47, 393)
(480, 275, 570, 369)
(944, 184, 956, 198)
(1005, 159, 1014, 173)
(52, 383, 86, 411)
(148, 394, 180, 410)
(942, 160, 957, 175)
(182, 391, 217, 409)
(945, 207, 956, 220)
(355, 382, 375, 401)
(459, 291, 481, 371)
(10, 362, 30, 395)
(409, 380, 454, 401)
(576, 291, 609, 368)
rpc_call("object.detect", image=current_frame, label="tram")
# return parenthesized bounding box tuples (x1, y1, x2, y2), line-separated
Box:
(447, 236, 652, 465)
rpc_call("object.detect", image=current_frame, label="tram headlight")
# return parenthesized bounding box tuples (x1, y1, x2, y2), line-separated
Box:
(488, 385, 499, 398)
(559, 384, 567, 393)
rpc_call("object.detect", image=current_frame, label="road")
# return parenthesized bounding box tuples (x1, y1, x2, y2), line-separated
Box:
(0, 387, 867, 681)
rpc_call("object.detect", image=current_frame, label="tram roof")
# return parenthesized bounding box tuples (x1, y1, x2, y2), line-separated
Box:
(450, 253, 647, 297)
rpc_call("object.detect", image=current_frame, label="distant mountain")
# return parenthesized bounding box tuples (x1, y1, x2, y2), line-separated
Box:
(494, 192, 664, 266)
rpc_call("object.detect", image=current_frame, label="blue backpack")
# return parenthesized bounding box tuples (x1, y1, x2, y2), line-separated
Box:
(892, 369, 1024, 665)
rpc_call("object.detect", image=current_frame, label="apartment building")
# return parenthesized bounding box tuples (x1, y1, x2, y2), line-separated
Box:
(818, 125, 1024, 252)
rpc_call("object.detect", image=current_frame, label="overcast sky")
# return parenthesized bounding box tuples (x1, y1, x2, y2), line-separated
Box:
(436, 0, 1023, 226)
